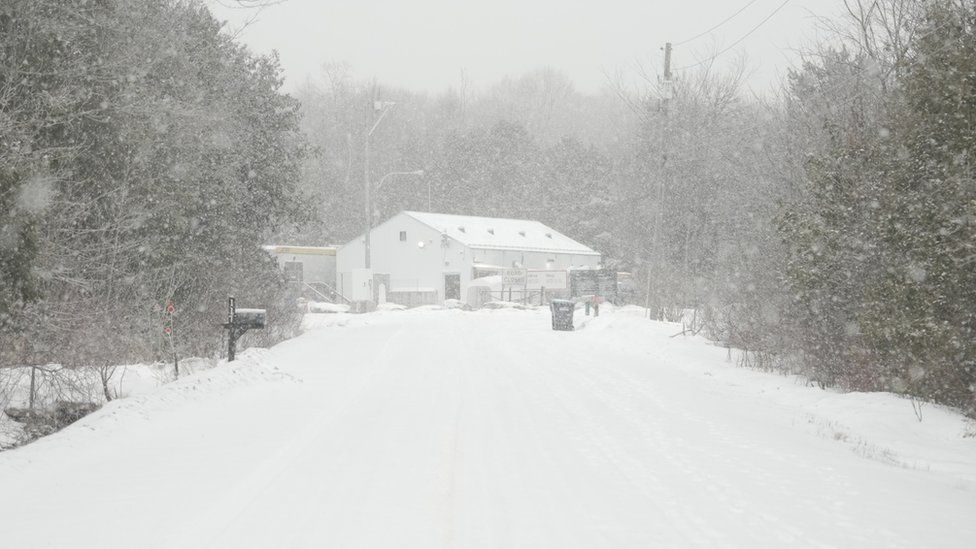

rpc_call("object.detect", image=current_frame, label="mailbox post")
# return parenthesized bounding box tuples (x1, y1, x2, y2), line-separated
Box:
(222, 296, 266, 362)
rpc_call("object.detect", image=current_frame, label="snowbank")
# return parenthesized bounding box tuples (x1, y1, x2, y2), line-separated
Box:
(483, 300, 537, 310)
(575, 308, 976, 481)
(1, 358, 218, 449)
(4, 348, 296, 455)
(0, 353, 285, 450)
(307, 301, 350, 314)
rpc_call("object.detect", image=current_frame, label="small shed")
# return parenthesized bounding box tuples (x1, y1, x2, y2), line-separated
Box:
(264, 245, 338, 293)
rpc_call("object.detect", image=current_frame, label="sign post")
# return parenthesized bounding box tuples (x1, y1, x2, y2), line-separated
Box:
(502, 269, 527, 302)
(165, 300, 178, 379)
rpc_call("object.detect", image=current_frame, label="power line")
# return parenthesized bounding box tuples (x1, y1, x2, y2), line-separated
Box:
(728, 9, 964, 140)
(675, 0, 793, 71)
(674, 0, 762, 46)
(665, 10, 966, 211)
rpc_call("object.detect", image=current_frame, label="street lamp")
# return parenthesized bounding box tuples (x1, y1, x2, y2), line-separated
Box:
(364, 100, 395, 270)
(376, 169, 427, 215)
(375, 169, 425, 191)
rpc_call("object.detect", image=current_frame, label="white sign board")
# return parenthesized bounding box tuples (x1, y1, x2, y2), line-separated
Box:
(502, 268, 527, 286)
(526, 270, 568, 290)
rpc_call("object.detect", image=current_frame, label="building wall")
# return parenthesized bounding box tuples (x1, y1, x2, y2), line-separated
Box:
(269, 249, 336, 286)
(335, 243, 359, 299)
(441, 236, 472, 300)
(337, 213, 449, 301)
(469, 248, 600, 271)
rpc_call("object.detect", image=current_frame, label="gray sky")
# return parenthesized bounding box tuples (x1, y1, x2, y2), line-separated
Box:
(208, 0, 839, 94)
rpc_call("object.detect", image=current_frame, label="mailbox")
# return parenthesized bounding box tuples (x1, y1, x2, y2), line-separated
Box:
(222, 297, 267, 362)
(233, 308, 266, 329)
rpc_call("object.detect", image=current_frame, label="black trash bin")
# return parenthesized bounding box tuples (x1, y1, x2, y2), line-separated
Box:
(550, 299, 575, 331)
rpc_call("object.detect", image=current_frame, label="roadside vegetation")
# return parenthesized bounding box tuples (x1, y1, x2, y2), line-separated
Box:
(1, 0, 306, 443)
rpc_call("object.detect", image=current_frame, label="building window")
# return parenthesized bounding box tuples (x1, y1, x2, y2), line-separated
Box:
(399, 230, 406, 242)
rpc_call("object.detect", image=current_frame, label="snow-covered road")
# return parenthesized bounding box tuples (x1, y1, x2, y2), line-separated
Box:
(2, 307, 975, 548)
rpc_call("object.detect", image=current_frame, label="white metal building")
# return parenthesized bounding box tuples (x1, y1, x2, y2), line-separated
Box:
(336, 211, 601, 305)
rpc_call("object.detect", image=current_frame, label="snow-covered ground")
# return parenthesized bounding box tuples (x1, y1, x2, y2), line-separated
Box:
(1, 306, 974, 548)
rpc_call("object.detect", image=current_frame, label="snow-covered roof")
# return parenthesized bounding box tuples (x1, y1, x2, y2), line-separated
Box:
(472, 262, 507, 271)
(403, 211, 599, 256)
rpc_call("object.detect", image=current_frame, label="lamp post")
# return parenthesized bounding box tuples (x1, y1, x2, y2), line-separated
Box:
(364, 100, 395, 270)
(375, 169, 425, 192)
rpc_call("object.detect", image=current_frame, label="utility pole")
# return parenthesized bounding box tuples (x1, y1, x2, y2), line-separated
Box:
(363, 88, 375, 270)
(647, 42, 673, 320)
(363, 85, 395, 271)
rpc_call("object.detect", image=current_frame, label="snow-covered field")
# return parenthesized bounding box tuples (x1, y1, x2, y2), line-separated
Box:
(1, 306, 974, 548)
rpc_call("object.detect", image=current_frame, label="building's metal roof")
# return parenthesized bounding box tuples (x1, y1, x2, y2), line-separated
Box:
(403, 211, 599, 256)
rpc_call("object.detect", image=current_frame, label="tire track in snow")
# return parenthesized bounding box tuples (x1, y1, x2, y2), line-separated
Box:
(489, 325, 720, 546)
(441, 315, 467, 549)
(286, 313, 470, 548)
(163, 322, 411, 549)
(550, 347, 810, 545)
(545, 318, 890, 546)
(494, 313, 853, 546)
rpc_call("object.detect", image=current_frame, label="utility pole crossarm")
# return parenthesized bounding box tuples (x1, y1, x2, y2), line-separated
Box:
(368, 102, 395, 137)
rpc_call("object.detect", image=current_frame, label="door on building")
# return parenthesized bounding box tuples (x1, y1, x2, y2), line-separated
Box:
(283, 261, 303, 286)
(444, 274, 461, 300)
(282, 261, 304, 291)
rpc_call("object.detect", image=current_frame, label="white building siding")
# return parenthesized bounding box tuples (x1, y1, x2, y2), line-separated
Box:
(266, 247, 336, 286)
(337, 214, 449, 300)
(469, 248, 600, 271)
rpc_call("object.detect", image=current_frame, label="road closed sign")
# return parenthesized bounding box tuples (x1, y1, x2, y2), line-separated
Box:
(502, 269, 527, 286)
(526, 270, 567, 290)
